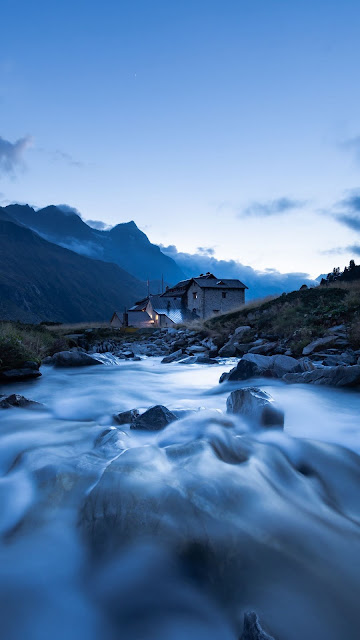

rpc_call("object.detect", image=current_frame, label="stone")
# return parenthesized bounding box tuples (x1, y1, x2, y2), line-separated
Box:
(302, 335, 348, 356)
(220, 353, 301, 382)
(234, 325, 252, 337)
(131, 405, 178, 431)
(247, 341, 279, 355)
(227, 387, 284, 428)
(186, 345, 207, 353)
(113, 409, 140, 425)
(179, 355, 217, 365)
(0, 367, 41, 382)
(123, 350, 135, 358)
(0, 394, 41, 409)
(283, 365, 360, 387)
(51, 351, 103, 367)
(240, 612, 275, 640)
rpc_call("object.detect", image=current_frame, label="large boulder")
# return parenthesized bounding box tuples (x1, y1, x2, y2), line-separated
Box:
(51, 351, 103, 367)
(113, 408, 140, 425)
(0, 367, 42, 382)
(131, 405, 178, 431)
(240, 612, 275, 640)
(227, 387, 284, 428)
(220, 353, 302, 383)
(302, 335, 348, 355)
(161, 349, 184, 364)
(283, 365, 360, 387)
(0, 394, 41, 409)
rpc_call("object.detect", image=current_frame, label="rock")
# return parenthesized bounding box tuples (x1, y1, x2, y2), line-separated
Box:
(0, 367, 41, 382)
(326, 324, 347, 335)
(113, 409, 140, 425)
(0, 394, 41, 409)
(123, 350, 135, 358)
(302, 335, 348, 356)
(186, 345, 207, 353)
(234, 325, 252, 338)
(179, 355, 217, 365)
(283, 365, 360, 387)
(131, 405, 178, 431)
(51, 351, 103, 367)
(240, 611, 275, 640)
(227, 387, 284, 428)
(247, 341, 279, 355)
(220, 353, 302, 382)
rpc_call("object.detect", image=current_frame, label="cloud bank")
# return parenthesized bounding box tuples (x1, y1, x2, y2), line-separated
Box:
(0, 135, 33, 176)
(161, 245, 316, 300)
(241, 197, 307, 217)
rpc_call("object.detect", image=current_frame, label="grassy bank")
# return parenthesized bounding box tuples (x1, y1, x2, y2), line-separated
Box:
(203, 282, 360, 354)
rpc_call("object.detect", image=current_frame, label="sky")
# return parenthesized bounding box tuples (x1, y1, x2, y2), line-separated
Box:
(1, 0, 360, 278)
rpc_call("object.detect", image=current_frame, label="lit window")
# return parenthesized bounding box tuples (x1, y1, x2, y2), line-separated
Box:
(222, 292, 227, 299)
(193, 292, 197, 299)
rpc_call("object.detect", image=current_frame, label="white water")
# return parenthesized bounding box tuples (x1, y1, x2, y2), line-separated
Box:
(0, 357, 360, 640)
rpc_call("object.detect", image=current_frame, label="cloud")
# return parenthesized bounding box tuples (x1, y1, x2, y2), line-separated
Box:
(53, 149, 83, 168)
(348, 244, 360, 255)
(85, 219, 112, 231)
(333, 190, 360, 231)
(241, 197, 307, 218)
(196, 246, 215, 256)
(160, 245, 316, 300)
(0, 134, 33, 176)
(339, 135, 360, 163)
(57, 204, 82, 217)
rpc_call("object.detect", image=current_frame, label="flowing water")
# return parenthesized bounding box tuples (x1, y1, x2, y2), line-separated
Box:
(0, 357, 360, 640)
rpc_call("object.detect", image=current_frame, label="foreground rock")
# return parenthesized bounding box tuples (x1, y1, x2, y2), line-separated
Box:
(179, 355, 218, 365)
(131, 405, 178, 431)
(227, 387, 284, 428)
(0, 394, 41, 409)
(0, 361, 41, 383)
(220, 353, 302, 383)
(161, 349, 184, 364)
(284, 364, 360, 387)
(51, 351, 103, 367)
(240, 612, 275, 640)
(113, 408, 140, 425)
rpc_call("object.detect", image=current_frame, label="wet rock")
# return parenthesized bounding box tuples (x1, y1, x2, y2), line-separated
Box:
(51, 351, 103, 367)
(0, 365, 41, 382)
(161, 349, 184, 364)
(240, 612, 275, 640)
(227, 387, 284, 428)
(179, 355, 217, 365)
(284, 364, 360, 387)
(131, 405, 178, 431)
(0, 394, 41, 409)
(302, 335, 348, 356)
(113, 409, 140, 425)
(220, 353, 302, 382)
(186, 345, 207, 353)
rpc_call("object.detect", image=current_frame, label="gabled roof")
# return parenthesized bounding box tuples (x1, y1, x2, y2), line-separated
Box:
(149, 295, 196, 324)
(128, 298, 149, 312)
(162, 273, 247, 296)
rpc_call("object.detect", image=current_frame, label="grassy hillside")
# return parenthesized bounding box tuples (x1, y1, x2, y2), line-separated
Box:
(204, 282, 360, 353)
(0, 219, 147, 323)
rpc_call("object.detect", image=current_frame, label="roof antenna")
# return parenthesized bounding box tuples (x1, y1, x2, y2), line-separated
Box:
(161, 273, 164, 294)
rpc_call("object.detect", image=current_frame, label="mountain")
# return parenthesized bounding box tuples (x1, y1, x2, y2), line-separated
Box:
(3, 204, 185, 284)
(0, 218, 147, 323)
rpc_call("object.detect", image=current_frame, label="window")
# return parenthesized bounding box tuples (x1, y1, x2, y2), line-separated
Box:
(222, 292, 227, 299)
(193, 292, 198, 299)
(213, 310, 219, 314)
(192, 308, 197, 313)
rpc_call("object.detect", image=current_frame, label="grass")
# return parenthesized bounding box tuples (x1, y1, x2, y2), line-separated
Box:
(0, 322, 66, 371)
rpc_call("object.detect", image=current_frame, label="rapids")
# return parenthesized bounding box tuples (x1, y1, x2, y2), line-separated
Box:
(0, 356, 359, 640)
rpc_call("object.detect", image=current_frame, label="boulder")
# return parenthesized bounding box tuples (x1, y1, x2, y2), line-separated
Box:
(0, 366, 41, 382)
(220, 353, 302, 382)
(51, 351, 103, 367)
(234, 325, 252, 338)
(283, 365, 360, 387)
(179, 355, 217, 365)
(247, 341, 279, 355)
(113, 408, 140, 425)
(302, 335, 348, 356)
(227, 387, 284, 428)
(240, 612, 275, 640)
(0, 394, 41, 409)
(131, 405, 178, 431)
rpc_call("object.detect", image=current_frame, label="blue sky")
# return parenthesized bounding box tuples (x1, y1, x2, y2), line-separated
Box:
(1, 0, 360, 277)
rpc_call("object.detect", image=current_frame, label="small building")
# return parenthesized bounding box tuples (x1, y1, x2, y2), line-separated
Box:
(111, 273, 248, 328)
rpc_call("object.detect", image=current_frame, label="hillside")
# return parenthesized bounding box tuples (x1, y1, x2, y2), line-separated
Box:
(2, 204, 185, 284)
(0, 219, 147, 323)
(204, 282, 360, 354)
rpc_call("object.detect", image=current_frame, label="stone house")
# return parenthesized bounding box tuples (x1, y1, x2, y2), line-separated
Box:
(111, 273, 247, 328)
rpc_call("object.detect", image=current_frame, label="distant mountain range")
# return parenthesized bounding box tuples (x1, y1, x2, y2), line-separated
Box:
(0, 213, 147, 323)
(3, 204, 185, 284)
(0, 202, 318, 323)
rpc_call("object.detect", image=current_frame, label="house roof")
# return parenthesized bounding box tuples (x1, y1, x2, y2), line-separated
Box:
(128, 298, 149, 312)
(149, 295, 196, 324)
(162, 273, 247, 296)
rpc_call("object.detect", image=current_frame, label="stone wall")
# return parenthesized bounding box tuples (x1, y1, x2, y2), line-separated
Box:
(187, 283, 245, 318)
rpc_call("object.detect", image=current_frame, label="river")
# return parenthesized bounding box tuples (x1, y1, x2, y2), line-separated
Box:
(0, 356, 360, 640)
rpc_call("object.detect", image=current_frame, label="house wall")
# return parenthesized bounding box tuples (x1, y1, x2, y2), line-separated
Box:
(110, 313, 123, 328)
(186, 282, 204, 317)
(147, 300, 175, 327)
(203, 288, 245, 317)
